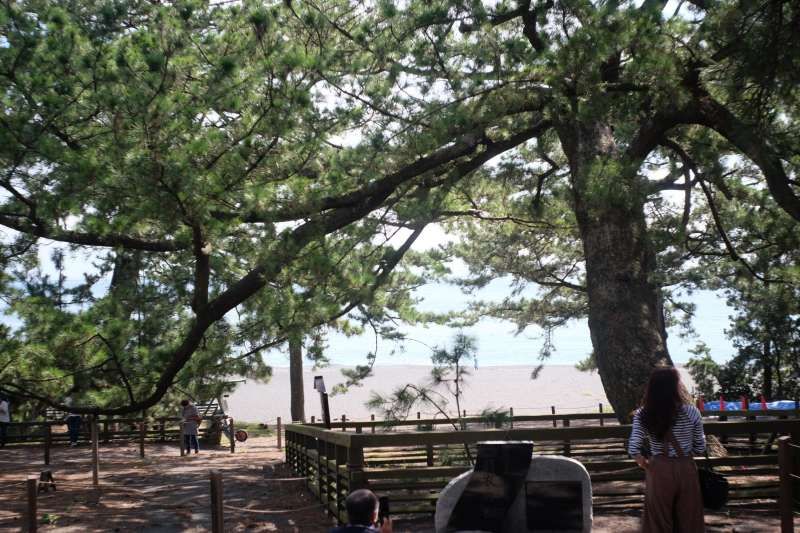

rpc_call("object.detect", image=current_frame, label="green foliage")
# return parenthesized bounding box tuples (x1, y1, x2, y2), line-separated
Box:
(685, 345, 719, 398)
(479, 407, 510, 429)
(0, 0, 437, 414)
(575, 352, 598, 374)
(687, 187, 800, 399)
(1, 0, 798, 418)
(41, 514, 59, 526)
(366, 333, 478, 428)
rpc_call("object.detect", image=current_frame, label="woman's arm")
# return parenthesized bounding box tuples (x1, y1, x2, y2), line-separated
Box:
(628, 410, 648, 467)
(691, 406, 706, 455)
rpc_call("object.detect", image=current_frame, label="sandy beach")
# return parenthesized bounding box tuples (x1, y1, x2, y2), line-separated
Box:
(226, 365, 695, 423)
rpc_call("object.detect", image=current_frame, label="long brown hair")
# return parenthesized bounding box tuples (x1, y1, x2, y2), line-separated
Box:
(639, 367, 690, 440)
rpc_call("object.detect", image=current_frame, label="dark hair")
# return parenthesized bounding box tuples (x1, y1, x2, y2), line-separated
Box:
(180, 399, 189, 407)
(345, 489, 378, 526)
(639, 366, 689, 440)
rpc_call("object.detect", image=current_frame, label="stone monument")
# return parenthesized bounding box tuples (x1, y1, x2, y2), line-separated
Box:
(435, 445, 592, 533)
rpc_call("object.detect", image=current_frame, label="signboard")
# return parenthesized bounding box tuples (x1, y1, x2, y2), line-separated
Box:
(447, 441, 533, 532)
(525, 481, 583, 531)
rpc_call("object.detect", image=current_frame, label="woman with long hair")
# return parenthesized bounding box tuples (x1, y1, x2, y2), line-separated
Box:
(628, 366, 706, 532)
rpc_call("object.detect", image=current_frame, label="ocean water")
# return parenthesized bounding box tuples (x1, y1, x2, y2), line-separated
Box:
(225, 364, 697, 423)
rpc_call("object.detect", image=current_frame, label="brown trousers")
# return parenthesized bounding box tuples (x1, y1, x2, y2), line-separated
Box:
(642, 456, 705, 532)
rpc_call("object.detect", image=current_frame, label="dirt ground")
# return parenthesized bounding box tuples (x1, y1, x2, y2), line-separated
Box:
(0, 436, 793, 532)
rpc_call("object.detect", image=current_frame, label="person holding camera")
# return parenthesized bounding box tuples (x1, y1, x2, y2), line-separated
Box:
(330, 489, 392, 533)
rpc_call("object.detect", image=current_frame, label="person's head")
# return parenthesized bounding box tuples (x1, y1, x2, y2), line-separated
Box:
(639, 366, 690, 439)
(180, 399, 190, 407)
(345, 489, 378, 526)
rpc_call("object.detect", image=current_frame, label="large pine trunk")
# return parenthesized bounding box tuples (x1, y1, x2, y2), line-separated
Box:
(578, 206, 672, 421)
(289, 336, 305, 422)
(560, 122, 673, 422)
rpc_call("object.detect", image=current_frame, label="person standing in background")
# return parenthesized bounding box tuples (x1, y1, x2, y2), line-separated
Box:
(65, 410, 83, 446)
(0, 395, 10, 447)
(181, 399, 201, 454)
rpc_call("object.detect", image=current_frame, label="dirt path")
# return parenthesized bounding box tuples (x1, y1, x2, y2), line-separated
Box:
(0, 437, 793, 532)
(0, 436, 333, 532)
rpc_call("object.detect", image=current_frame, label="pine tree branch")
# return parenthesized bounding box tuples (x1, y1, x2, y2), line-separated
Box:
(0, 214, 189, 252)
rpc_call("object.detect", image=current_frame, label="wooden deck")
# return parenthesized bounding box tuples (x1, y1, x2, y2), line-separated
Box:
(285, 412, 800, 523)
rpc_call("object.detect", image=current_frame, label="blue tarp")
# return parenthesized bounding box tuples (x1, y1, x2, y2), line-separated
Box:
(702, 400, 796, 411)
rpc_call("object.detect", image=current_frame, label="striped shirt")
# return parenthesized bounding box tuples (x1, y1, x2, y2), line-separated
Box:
(628, 404, 706, 458)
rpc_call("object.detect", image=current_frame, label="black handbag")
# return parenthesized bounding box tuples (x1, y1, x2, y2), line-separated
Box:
(697, 450, 729, 510)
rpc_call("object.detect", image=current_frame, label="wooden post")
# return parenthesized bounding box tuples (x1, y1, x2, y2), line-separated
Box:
(229, 418, 235, 454)
(310, 415, 315, 424)
(180, 422, 185, 457)
(277, 417, 282, 450)
(462, 409, 467, 418)
(102, 419, 109, 443)
(139, 413, 146, 459)
(335, 445, 348, 522)
(159, 418, 166, 442)
(284, 426, 292, 466)
(321, 392, 332, 429)
(551, 406, 557, 427)
(509, 407, 514, 428)
(91, 416, 99, 486)
(44, 424, 51, 466)
(563, 418, 571, 456)
(316, 437, 324, 500)
(599, 403, 604, 426)
(371, 414, 375, 434)
(210, 470, 224, 533)
(341, 414, 346, 432)
(748, 411, 757, 451)
(347, 440, 366, 496)
(426, 443, 434, 466)
(355, 424, 362, 434)
(778, 436, 793, 533)
(26, 475, 38, 533)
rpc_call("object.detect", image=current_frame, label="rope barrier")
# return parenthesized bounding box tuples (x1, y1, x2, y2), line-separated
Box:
(10, 472, 307, 496)
(25, 479, 206, 496)
(222, 502, 324, 514)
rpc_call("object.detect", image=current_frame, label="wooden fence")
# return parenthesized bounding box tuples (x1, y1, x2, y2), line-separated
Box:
(285, 417, 800, 523)
(2, 416, 218, 446)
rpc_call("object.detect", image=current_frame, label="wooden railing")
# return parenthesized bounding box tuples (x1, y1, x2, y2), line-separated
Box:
(779, 436, 800, 532)
(304, 409, 799, 433)
(286, 418, 800, 521)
